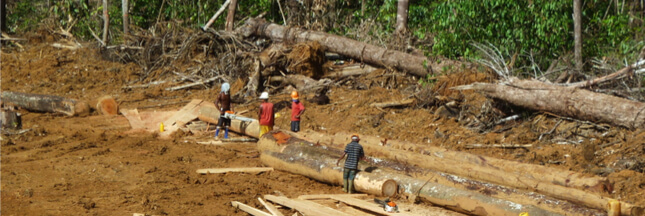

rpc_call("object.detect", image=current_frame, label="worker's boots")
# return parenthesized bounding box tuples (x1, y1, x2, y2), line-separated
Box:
(342, 179, 348, 193)
(348, 180, 354, 194)
(224, 128, 229, 139)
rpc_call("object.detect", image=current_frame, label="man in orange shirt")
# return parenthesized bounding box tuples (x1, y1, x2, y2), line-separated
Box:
(289, 91, 305, 132)
(258, 92, 274, 137)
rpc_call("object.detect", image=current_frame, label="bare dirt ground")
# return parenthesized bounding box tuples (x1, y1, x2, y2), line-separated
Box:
(2, 32, 645, 215)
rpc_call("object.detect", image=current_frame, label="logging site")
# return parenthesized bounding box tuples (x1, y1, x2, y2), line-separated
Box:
(2, 0, 645, 216)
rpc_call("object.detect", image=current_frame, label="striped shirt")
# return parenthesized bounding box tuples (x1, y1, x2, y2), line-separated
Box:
(343, 141, 364, 170)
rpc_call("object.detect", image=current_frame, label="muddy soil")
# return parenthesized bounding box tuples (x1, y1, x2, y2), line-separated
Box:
(2, 35, 645, 215)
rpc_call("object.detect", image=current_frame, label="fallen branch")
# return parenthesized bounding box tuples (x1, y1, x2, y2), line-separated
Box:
(202, 0, 231, 31)
(567, 59, 645, 88)
(369, 98, 415, 108)
(165, 76, 222, 91)
(464, 144, 533, 149)
(196, 167, 273, 174)
(122, 80, 168, 89)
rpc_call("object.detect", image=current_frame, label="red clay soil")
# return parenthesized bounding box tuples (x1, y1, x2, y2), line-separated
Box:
(2, 35, 644, 215)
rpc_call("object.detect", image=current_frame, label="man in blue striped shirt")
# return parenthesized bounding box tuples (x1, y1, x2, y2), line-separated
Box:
(336, 134, 365, 194)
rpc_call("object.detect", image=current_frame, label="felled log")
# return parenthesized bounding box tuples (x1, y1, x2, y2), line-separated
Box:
(198, 105, 260, 138)
(95, 95, 118, 115)
(287, 130, 643, 215)
(369, 98, 415, 108)
(238, 18, 452, 77)
(293, 130, 609, 193)
(258, 131, 562, 216)
(454, 78, 645, 129)
(323, 64, 379, 78)
(267, 75, 331, 93)
(1, 91, 90, 116)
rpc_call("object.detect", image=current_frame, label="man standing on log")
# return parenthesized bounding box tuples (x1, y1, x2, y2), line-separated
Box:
(289, 91, 305, 132)
(215, 83, 233, 139)
(258, 92, 274, 137)
(336, 134, 365, 194)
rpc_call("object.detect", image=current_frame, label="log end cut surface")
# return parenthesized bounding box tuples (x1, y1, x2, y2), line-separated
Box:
(96, 95, 118, 115)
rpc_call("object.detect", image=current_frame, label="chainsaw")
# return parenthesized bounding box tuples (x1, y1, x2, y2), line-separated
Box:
(223, 111, 254, 122)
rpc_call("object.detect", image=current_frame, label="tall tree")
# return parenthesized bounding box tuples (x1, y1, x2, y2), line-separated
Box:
(573, 0, 583, 73)
(395, 0, 409, 34)
(0, 0, 6, 32)
(225, 0, 238, 31)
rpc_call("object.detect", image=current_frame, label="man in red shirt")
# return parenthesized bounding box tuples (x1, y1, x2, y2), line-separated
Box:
(289, 91, 305, 132)
(258, 92, 274, 137)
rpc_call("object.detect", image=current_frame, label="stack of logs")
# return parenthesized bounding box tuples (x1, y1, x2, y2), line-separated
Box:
(257, 130, 643, 216)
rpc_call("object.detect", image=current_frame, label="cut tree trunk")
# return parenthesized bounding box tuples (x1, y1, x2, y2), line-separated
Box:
(455, 78, 645, 129)
(122, 0, 129, 35)
(238, 18, 452, 77)
(1, 110, 21, 129)
(286, 130, 643, 215)
(95, 95, 118, 115)
(323, 64, 379, 78)
(1, 91, 90, 116)
(258, 131, 565, 216)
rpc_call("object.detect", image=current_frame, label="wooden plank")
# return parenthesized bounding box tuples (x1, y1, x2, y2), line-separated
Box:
(264, 195, 352, 216)
(329, 196, 418, 216)
(297, 194, 368, 200)
(197, 167, 274, 174)
(258, 197, 285, 216)
(231, 201, 273, 216)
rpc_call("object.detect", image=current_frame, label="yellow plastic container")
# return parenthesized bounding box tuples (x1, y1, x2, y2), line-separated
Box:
(159, 122, 165, 132)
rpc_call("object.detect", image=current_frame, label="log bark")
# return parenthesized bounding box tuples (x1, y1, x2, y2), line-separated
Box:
(267, 75, 331, 93)
(258, 131, 564, 216)
(323, 64, 379, 78)
(287, 130, 643, 215)
(238, 18, 448, 77)
(369, 98, 415, 108)
(1, 110, 21, 129)
(1, 91, 90, 116)
(455, 78, 645, 129)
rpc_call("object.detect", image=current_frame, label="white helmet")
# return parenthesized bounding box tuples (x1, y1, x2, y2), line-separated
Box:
(259, 92, 269, 99)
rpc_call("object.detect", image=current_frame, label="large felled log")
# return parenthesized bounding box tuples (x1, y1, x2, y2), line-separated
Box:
(238, 18, 451, 77)
(258, 131, 564, 216)
(1, 91, 90, 116)
(455, 78, 645, 129)
(267, 75, 331, 93)
(287, 130, 642, 215)
(197, 105, 260, 138)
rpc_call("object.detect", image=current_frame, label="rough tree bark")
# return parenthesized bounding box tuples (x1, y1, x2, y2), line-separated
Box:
(395, 0, 409, 34)
(1, 91, 90, 116)
(258, 131, 567, 216)
(455, 78, 645, 129)
(225, 0, 238, 31)
(238, 18, 448, 77)
(574, 0, 583, 72)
